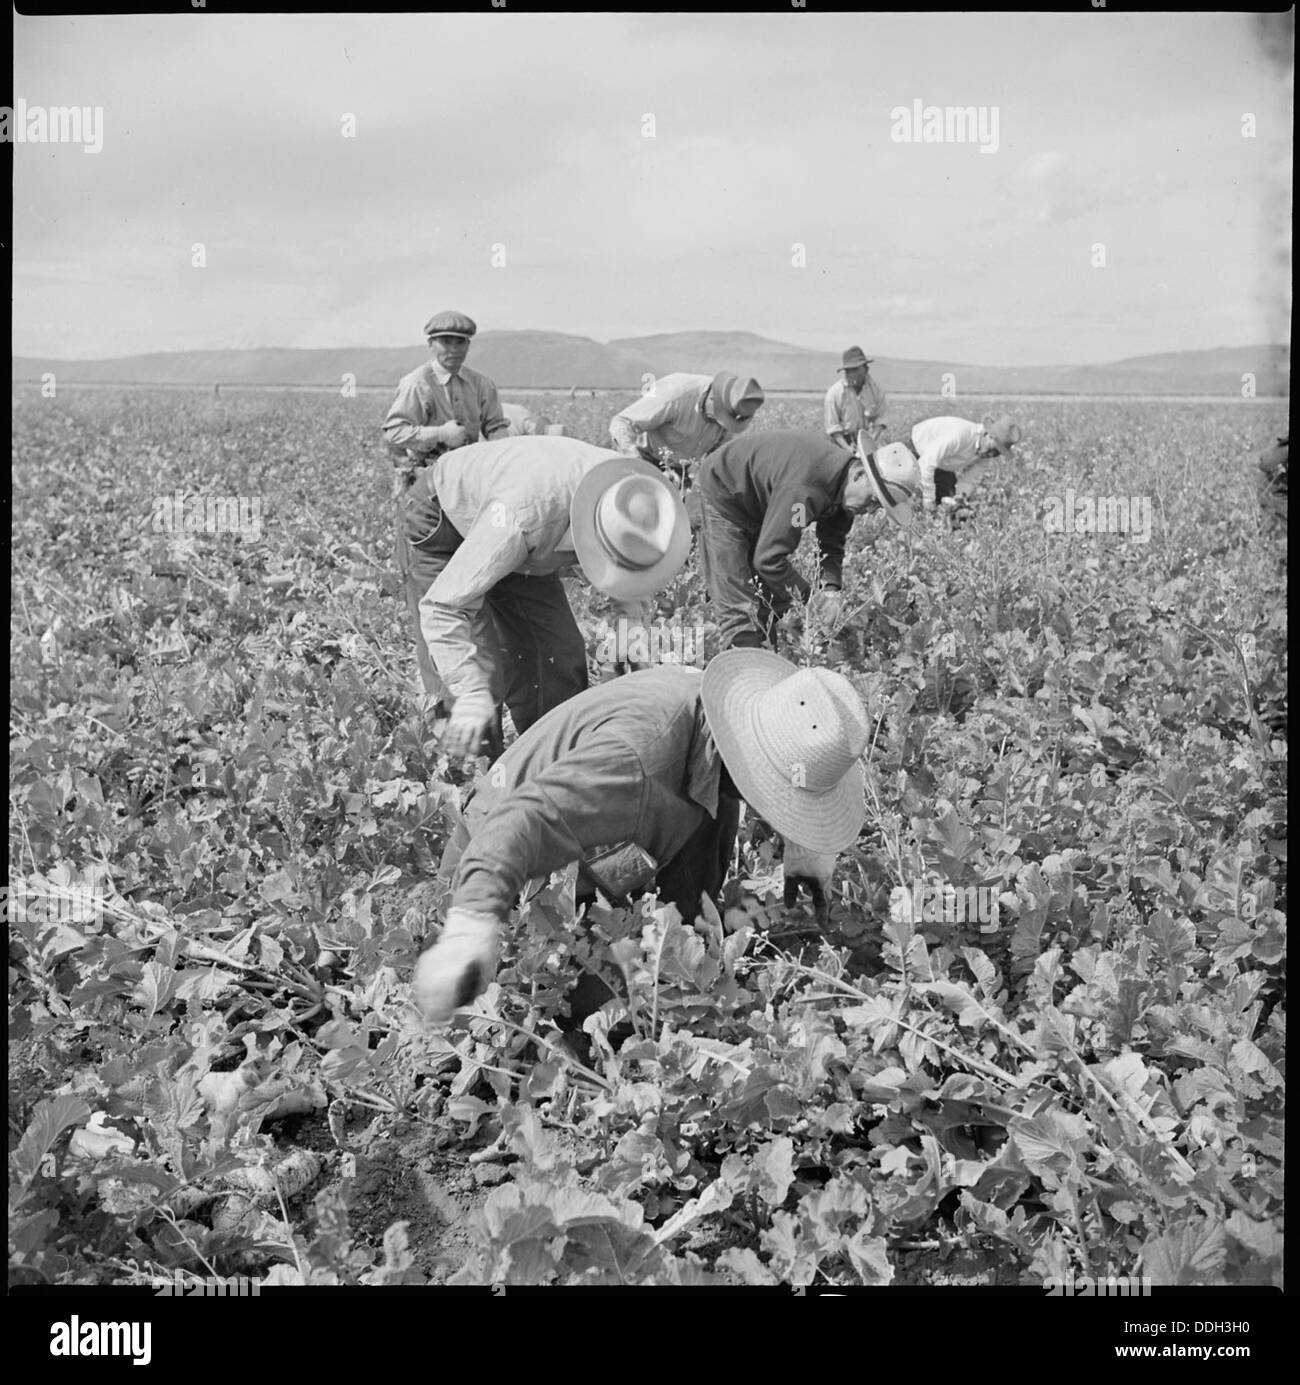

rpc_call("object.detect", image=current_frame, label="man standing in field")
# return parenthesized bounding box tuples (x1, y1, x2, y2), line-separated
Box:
(383, 311, 512, 697)
(412, 436, 691, 760)
(501, 402, 567, 438)
(695, 430, 878, 651)
(413, 650, 869, 1029)
(866, 413, 1021, 521)
(824, 346, 888, 452)
(609, 371, 766, 488)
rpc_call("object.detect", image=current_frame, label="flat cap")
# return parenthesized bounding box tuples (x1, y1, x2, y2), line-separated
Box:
(423, 310, 478, 340)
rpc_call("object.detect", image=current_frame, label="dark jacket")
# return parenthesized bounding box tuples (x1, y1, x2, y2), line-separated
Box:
(453, 667, 739, 922)
(697, 430, 855, 600)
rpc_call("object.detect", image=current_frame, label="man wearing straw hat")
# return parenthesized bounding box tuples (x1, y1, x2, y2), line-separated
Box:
(695, 430, 880, 651)
(862, 413, 1022, 528)
(414, 436, 692, 760)
(609, 371, 766, 485)
(501, 402, 567, 438)
(412, 650, 870, 1027)
(825, 346, 888, 453)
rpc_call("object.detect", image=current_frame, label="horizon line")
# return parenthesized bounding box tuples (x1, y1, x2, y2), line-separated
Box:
(11, 335, 1291, 374)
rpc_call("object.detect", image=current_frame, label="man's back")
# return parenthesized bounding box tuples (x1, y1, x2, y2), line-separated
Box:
(433, 435, 621, 540)
(700, 429, 850, 523)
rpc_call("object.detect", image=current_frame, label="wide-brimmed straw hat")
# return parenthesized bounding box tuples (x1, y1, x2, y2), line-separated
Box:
(981, 412, 1022, 457)
(701, 649, 869, 852)
(570, 457, 692, 601)
(860, 435, 921, 531)
(709, 373, 765, 431)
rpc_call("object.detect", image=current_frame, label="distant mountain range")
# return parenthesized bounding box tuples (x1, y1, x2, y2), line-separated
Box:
(11, 332, 1290, 396)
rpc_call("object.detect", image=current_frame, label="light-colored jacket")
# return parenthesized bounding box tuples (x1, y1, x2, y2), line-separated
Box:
(382, 361, 508, 456)
(609, 372, 733, 466)
(823, 376, 887, 445)
(501, 402, 564, 437)
(910, 417, 991, 508)
(417, 437, 631, 705)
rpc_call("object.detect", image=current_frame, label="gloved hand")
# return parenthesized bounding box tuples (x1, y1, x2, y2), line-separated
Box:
(807, 589, 844, 629)
(439, 689, 497, 759)
(436, 420, 469, 450)
(413, 908, 500, 1022)
(782, 841, 838, 924)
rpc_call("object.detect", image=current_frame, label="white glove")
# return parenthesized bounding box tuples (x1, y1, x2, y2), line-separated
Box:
(782, 842, 838, 923)
(437, 421, 469, 449)
(413, 908, 500, 1023)
(439, 689, 497, 759)
(807, 590, 844, 629)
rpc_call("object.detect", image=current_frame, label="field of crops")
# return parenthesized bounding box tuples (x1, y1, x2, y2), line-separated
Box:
(9, 385, 1287, 1290)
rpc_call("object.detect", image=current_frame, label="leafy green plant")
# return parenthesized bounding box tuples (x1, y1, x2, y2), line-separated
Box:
(9, 387, 1286, 1287)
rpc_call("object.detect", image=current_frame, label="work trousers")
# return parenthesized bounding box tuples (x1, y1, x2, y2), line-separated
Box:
(697, 493, 789, 650)
(394, 472, 588, 738)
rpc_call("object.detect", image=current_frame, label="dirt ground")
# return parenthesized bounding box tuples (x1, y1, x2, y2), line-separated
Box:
(285, 1105, 1022, 1287)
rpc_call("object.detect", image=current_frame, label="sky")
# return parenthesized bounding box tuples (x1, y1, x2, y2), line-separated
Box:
(10, 10, 1293, 365)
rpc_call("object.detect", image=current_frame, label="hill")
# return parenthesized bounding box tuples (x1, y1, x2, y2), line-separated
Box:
(11, 334, 1289, 396)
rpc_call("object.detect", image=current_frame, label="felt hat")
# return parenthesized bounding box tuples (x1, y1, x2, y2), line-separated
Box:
(838, 346, 874, 370)
(981, 412, 1022, 456)
(709, 373, 766, 430)
(570, 457, 692, 600)
(861, 436, 921, 531)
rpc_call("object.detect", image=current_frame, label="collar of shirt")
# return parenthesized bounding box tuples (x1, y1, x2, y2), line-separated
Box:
(430, 362, 459, 387)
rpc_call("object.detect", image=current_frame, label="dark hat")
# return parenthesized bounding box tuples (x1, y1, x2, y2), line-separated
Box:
(981, 412, 1022, 457)
(423, 310, 478, 340)
(838, 346, 873, 371)
(710, 373, 765, 430)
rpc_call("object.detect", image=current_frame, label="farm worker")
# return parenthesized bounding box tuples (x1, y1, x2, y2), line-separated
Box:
(384, 311, 511, 696)
(866, 413, 1022, 519)
(609, 372, 766, 484)
(383, 310, 509, 481)
(413, 650, 870, 1026)
(695, 430, 878, 651)
(414, 437, 691, 760)
(824, 346, 888, 452)
(501, 402, 567, 438)
(1256, 434, 1288, 522)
